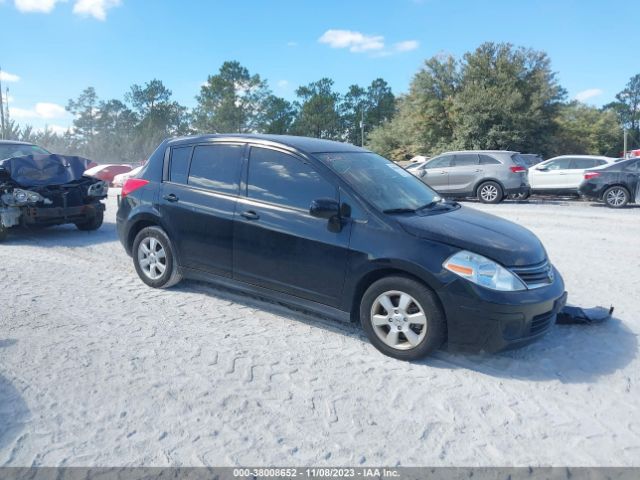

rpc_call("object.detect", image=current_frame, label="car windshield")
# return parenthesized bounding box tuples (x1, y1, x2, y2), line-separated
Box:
(316, 151, 440, 212)
(0, 143, 51, 160)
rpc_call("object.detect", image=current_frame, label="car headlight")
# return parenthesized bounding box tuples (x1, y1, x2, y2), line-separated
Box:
(13, 190, 28, 203)
(443, 250, 527, 291)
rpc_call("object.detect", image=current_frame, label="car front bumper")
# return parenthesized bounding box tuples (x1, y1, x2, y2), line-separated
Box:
(21, 202, 105, 226)
(437, 267, 566, 353)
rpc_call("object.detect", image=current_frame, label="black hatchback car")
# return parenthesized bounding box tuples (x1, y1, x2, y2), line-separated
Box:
(116, 135, 566, 360)
(579, 158, 640, 208)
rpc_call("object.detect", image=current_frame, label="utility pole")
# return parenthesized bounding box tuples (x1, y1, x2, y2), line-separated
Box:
(360, 108, 365, 147)
(623, 127, 628, 158)
(0, 66, 5, 140)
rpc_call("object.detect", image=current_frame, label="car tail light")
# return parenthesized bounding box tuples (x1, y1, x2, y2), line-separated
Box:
(584, 172, 600, 180)
(121, 178, 149, 198)
(510, 166, 527, 173)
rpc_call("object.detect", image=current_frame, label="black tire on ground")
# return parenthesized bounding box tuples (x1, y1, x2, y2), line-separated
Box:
(360, 275, 446, 361)
(477, 181, 504, 204)
(509, 191, 530, 201)
(603, 186, 629, 208)
(0, 225, 7, 242)
(75, 209, 104, 231)
(132, 226, 182, 289)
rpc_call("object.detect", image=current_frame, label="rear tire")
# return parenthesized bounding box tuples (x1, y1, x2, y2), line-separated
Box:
(603, 186, 629, 208)
(360, 276, 446, 361)
(132, 226, 182, 289)
(0, 225, 7, 242)
(477, 181, 503, 204)
(75, 209, 104, 231)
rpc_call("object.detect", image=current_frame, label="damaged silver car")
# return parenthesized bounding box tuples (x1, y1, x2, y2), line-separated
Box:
(0, 142, 108, 241)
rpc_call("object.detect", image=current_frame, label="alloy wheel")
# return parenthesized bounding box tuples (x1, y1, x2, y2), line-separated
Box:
(606, 188, 627, 207)
(370, 290, 428, 350)
(480, 184, 499, 202)
(137, 236, 167, 280)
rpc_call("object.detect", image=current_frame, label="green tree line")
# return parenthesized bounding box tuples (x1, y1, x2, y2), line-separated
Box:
(1, 43, 639, 163)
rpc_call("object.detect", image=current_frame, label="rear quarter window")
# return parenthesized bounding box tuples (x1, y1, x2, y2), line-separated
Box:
(479, 154, 500, 165)
(169, 146, 192, 184)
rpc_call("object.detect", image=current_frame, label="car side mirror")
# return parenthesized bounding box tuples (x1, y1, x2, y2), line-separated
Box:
(310, 198, 340, 219)
(537, 166, 549, 171)
(418, 169, 427, 177)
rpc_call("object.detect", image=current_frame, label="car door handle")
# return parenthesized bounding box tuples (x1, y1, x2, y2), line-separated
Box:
(163, 193, 179, 202)
(241, 210, 260, 220)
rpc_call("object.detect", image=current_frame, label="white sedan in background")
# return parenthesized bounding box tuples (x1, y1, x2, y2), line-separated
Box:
(112, 165, 143, 187)
(528, 155, 617, 195)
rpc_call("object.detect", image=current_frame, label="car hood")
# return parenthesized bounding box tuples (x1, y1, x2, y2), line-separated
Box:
(0, 154, 93, 187)
(396, 206, 546, 267)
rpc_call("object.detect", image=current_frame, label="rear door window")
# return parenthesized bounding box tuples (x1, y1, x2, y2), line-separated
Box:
(169, 146, 192, 184)
(247, 147, 336, 210)
(572, 158, 602, 169)
(187, 144, 244, 194)
(453, 153, 479, 167)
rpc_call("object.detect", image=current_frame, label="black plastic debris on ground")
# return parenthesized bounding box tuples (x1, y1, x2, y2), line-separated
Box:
(557, 305, 614, 325)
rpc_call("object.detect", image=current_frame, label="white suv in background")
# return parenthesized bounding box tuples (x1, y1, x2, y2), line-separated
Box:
(528, 155, 617, 195)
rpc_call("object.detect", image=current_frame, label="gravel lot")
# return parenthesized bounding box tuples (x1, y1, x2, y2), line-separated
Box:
(0, 192, 639, 467)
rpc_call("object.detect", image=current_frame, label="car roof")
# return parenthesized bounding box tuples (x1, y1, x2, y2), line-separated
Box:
(166, 134, 367, 154)
(0, 140, 35, 146)
(435, 150, 519, 155)
(546, 155, 616, 162)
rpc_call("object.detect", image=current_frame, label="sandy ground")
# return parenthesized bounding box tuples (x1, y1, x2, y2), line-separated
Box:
(0, 192, 639, 467)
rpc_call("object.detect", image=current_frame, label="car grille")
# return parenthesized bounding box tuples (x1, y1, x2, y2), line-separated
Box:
(529, 311, 555, 336)
(510, 260, 554, 289)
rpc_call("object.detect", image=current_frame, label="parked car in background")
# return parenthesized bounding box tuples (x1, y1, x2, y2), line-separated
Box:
(579, 158, 640, 208)
(117, 135, 566, 361)
(113, 165, 143, 187)
(528, 155, 616, 196)
(85, 164, 133, 186)
(519, 154, 544, 167)
(398, 155, 429, 168)
(412, 150, 530, 203)
(0, 154, 108, 241)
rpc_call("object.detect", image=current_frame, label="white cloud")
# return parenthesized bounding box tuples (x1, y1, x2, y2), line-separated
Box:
(276, 80, 289, 89)
(394, 40, 419, 52)
(0, 70, 20, 82)
(9, 102, 69, 120)
(318, 29, 419, 57)
(319, 29, 384, 53)
(14, 0, 62, 13)
(45, 124, 69, 135)
(72, 0, 120, 20)
(286, 41, 297, 47)
(574, 88, 603, 102)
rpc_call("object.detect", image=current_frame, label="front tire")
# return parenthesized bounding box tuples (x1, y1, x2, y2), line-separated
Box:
(477, 181, 503, 204)
(509, 191, 530, 201)
(603, 186, 629, 208)
(360, 276, 446, 361)
(132, 226, 182, 288)
(75, 209, 104, 231)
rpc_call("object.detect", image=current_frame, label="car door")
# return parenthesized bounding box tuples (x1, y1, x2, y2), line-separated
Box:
(621, 160, 640, 203)
(529, 158, 572, 189)
(448, 153, 480, 194)
(419, 155, 454, 193)
(159, 143, 244, 277)
(233, 145, 351, 307)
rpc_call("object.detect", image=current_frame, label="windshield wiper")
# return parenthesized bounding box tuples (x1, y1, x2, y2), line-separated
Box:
(382, 207, 416, 214)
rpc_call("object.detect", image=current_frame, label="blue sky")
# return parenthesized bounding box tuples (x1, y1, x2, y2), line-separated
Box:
(1, 0, 638, 132)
